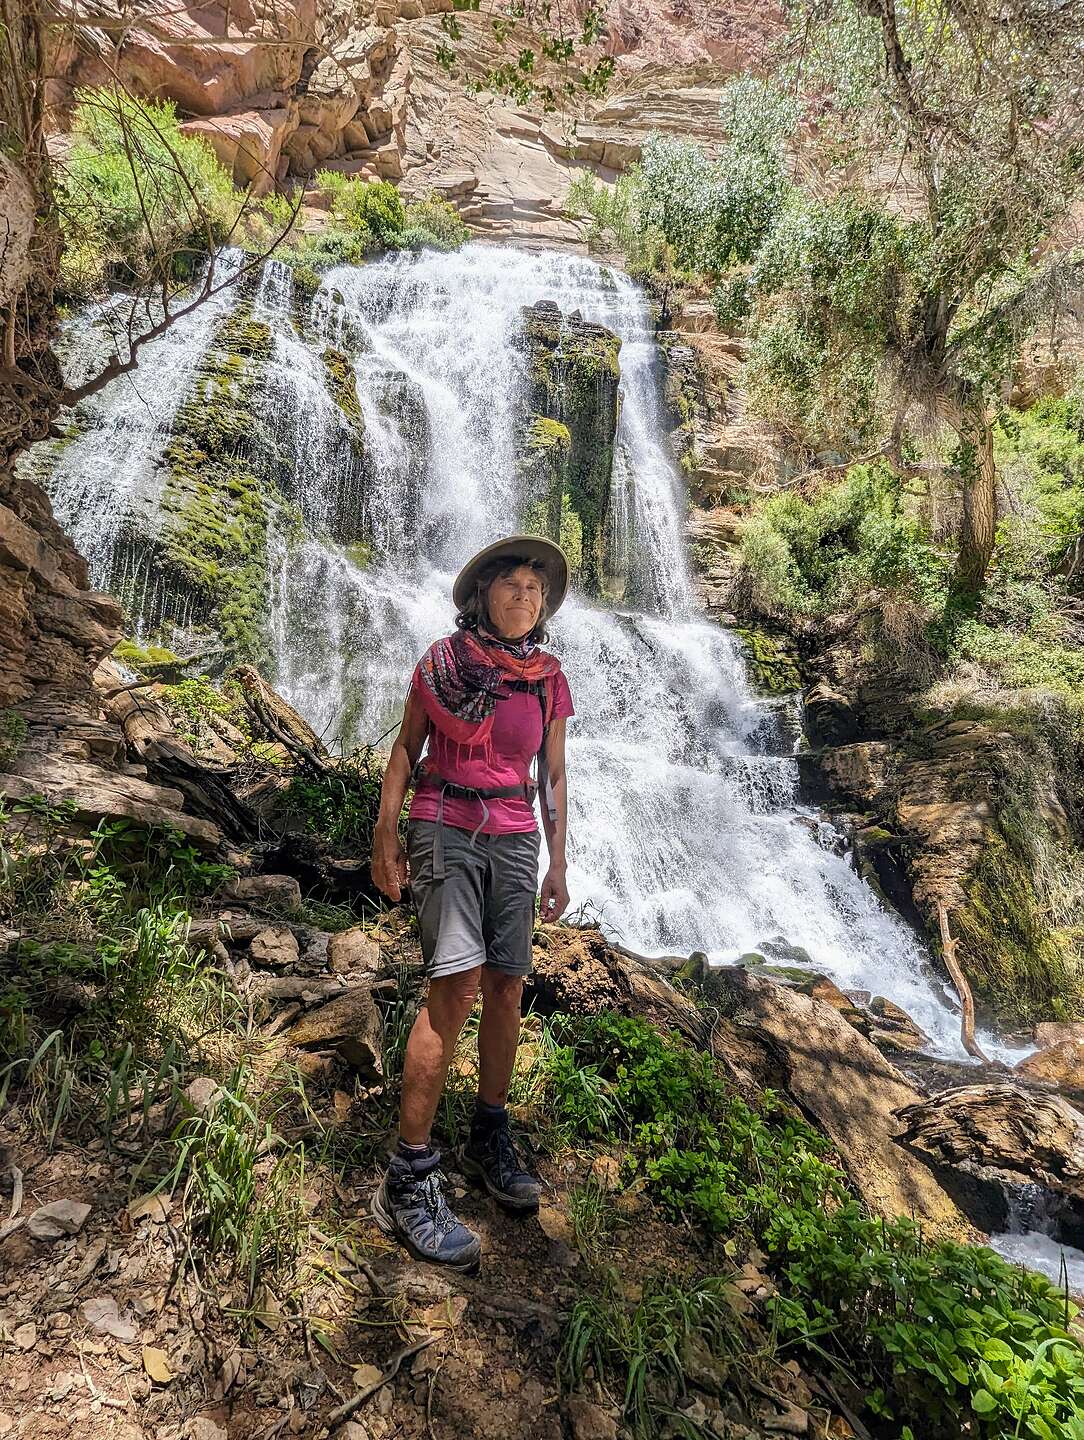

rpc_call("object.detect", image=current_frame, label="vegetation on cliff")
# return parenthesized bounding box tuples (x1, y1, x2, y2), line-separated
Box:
(56, 90, 238, 300)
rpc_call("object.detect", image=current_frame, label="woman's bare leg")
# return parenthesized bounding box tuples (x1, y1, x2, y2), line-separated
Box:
(477, 969, 525, 1107)
(398, 968, 481, 1145)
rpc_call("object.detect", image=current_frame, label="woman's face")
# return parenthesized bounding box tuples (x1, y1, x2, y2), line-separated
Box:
(486, 564, 545, 640)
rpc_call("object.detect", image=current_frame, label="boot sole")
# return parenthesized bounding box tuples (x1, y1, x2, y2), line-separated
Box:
(460, 1153, 541, 1214)
(370, 1183, 482, 1272)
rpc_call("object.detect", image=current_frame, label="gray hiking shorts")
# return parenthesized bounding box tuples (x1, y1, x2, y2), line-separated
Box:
(406, 820, 541, 980)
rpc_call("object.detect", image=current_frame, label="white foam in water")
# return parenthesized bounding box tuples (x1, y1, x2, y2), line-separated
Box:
(37, 242, 1030, 1065)
(989, 1230, 1084, 1297)
(42, 251, 246, 602)
(990, 1185, 1084, 1297)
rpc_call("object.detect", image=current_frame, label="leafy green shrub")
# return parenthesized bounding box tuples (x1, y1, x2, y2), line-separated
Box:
(283, 747, 385, 852)
(57, 89, 237, 298)
(550, 1011, 1084, 1440)
(736, 462, 949, 620)
(278, 227, 375, 289)
(569, 78, 795, 279)
(400, 196, 470, 250)
(328, 176, 405, 245)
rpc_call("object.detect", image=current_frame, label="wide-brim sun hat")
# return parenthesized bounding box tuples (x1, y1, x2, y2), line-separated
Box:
(452, 534, 570, 616)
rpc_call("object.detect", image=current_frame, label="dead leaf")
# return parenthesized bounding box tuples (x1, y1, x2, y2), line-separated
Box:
(351, 1362, 383, 1389)
(418, 1295, 468, 1330)
(142, 1345, 174, 1384)
(537, 1204, 572, 1244)
(128, 1193, 171, 1225)
(332, 1090, 353, 1125)
(255, 1288, 282, 1331)
(218, 1348, 242, 1397)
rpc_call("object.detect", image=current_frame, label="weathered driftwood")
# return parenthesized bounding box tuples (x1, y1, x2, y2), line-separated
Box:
(936, 902, 990, 1063)
(230, 663, 329, 773)
(896, 1083, 1084, 1202)
(103, 678, 255, 841)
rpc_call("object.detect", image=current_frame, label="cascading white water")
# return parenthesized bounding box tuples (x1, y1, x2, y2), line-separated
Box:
(253, 243, 1022, 1063)
(990, 1185, 1084, 1296)
(42, 251, 246, 615)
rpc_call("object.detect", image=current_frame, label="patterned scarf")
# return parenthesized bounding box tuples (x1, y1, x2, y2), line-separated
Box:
(413, 626, 562, 749)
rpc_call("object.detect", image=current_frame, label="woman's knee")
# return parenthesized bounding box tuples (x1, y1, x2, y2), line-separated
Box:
(481, 968, 525, 1010)
(426, 968, 481, 1031)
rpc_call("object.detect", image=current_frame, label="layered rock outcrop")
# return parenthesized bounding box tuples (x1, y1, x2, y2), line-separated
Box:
(42, 1, 769, 239)
(0, 155, 122, 722)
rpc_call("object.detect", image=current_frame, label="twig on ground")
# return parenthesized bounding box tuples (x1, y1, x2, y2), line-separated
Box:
(325, 1337, 435, 1429)
(77, 1346, 129, 1409)
(8, 1164, 22, 1219)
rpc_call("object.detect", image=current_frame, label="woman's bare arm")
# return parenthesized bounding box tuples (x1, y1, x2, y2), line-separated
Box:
(539, 717, 569, 922)
(371, 689, 429, 902)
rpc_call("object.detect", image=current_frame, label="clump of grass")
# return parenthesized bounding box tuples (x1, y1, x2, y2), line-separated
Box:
(167, 1059, 307, 1299)
(568, 1176, 617, 1265)
(560, 1274, 747, 1438)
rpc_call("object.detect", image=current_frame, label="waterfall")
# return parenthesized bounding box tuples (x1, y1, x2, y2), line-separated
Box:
(261, 245, 1024, 1061)
(33, 242, 1027, 1064)
(40, 251, 246, 620)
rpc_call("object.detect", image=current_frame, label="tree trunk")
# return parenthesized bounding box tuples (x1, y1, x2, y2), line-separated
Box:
(947, 388, 997, 599)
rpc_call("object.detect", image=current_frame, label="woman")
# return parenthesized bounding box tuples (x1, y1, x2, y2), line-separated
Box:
(369, 535, 573, 1268)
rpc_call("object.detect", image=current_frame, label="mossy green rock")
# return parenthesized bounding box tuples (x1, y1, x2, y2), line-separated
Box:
(149, 303, 277, 661)
(733, 626, 802, 695)
(517, 302, 621, 597)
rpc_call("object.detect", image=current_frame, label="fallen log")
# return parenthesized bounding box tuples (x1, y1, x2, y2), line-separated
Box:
(936, 902, 990, 1063)
(896, 1083, 1084, 1203)
(230, 664, 329, 773)
(103, 679, 256, 841)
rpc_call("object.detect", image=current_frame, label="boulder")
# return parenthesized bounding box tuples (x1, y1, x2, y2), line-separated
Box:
(249, 926, 301, 969)
(1016, 1040, 1084, 1091)
(707, 966, 975, 1238)
(220, 874, 303, 913)
(329, 926, 382, 976)
(896, 1084, 1084, 1203)
(803, 679, 859, 746)
(179, 107, 295, 195)
(866, 995, 930, 1053)
(287, 986, 383, 1079)
(1036, 1021, 1084, 1048)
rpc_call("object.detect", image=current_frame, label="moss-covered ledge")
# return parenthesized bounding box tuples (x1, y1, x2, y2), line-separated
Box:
(153, 303, 277, 661)
(517, 302, 621, 597)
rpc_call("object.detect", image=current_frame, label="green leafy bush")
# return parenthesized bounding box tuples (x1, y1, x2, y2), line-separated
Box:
(328, 176, 405, 244)
(57, 89, 237, 298)
(400, 196, 470, 251)
(569, 78, 795, 278)
(283, 747, 385, 852)
(736, 461, 948, 620)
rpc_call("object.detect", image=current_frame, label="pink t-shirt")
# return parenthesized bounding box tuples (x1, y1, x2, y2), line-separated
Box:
(407, 668, 574, 835)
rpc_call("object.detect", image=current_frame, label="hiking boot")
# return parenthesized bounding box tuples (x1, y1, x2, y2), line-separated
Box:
(371, 1154, 481, 1270)
(462, 1118, 541, 1213)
